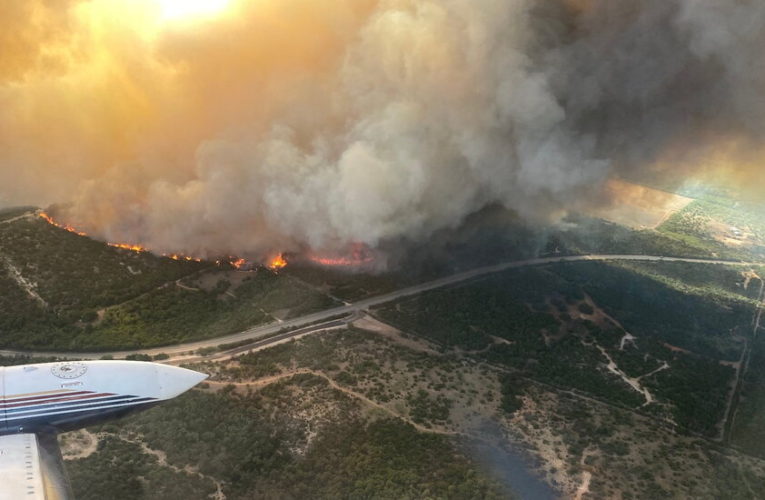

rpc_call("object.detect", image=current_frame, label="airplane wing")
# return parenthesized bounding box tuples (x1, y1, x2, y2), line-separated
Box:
(0, 432, 72, 500)
(0, 433, 47, 500)
(0, 361, 207, 500)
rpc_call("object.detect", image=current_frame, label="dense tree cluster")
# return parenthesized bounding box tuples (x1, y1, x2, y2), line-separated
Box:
(554, 262, 752, 361)
(376, 261, 752, 436)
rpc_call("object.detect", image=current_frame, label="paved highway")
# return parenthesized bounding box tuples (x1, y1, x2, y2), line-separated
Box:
(1, 254, 759, 361)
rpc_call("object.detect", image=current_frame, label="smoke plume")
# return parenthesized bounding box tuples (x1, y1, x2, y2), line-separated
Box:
(1, 0, 763, 260)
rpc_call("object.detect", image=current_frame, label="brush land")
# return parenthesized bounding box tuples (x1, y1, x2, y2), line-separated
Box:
(0, 210, 336, 350)
(58, 299, 765, 498)
(3, 186, 765, 498)
(59, 258, 765, 498)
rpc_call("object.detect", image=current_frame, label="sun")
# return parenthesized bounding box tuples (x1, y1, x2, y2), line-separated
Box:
(157, 0, 232, 22)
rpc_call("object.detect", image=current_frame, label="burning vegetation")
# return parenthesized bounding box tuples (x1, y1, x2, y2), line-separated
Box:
(307, 244, 375, 268)
(38, 211, 87, 237)
(108, 242, 148, 253)
(38, 211, 203, 263)
(268, 254, 288, 271)
(230, 258, 248, 270)
(38, 210, 381, 272)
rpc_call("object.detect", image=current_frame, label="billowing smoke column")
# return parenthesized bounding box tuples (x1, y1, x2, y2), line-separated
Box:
(0, 0, 763, 261)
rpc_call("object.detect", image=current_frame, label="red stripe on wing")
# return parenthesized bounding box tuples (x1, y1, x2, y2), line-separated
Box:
(1, 391, 92, 405)
(1, 392, 115, 409)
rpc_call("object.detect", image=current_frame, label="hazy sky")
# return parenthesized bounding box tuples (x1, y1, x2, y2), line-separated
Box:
(1, 0, 763, 260)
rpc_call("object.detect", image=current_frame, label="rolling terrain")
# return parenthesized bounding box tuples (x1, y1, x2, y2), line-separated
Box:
(3, 191, 765, 498)
(0, 209, 336, 350)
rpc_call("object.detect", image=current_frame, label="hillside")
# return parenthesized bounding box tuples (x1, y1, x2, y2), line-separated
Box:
(0, 210, 335, 350)
(4, 192, 765, 498)
(58, 256, 765, 498)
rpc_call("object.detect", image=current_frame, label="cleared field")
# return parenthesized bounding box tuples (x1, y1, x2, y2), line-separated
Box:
(660, 198, 765, 260)
(589, 179, 694, 229)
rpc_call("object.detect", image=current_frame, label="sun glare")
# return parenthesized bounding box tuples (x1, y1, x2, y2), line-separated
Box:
(158, 0, 231, 21)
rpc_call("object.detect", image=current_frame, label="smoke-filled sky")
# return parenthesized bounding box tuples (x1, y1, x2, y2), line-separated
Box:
(1, 0, 763, 259)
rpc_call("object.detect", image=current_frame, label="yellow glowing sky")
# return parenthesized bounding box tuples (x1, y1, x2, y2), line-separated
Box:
(77, 0, 236, 38)
(57, 0, 237, 56)
(0, 0, 378, 212)
(158, 0, 232, 21)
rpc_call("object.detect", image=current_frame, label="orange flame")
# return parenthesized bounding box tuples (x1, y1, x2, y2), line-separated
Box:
(167, 253, 203, 262)
(307, 244, 374, 268)
(38, 211, 88, 237)
(308, 256, 375, 267)
(39, 211, 202, 262)
(109, 242, 147, 252)
(231, 258, 248, 269)
(268, 254, 287, 271)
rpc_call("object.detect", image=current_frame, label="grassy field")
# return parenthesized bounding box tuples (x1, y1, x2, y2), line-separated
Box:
(658, 198, 765, 261)
(552, 214, 739, 260)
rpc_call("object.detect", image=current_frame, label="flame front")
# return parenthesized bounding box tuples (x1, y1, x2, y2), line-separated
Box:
(268, 254, 287, 271)
(231, 258, 248, 269)
(308, 256, 374, 267)
(307, 244, 374, 268)
(109, 242, 148, 252)
(168, 253, 203, 262)
(39, 211, 201, 262)
(38, 212, 88, 237)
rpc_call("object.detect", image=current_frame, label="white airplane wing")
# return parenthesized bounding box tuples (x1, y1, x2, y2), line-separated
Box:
(0, 361, 207, 500)
(0, 434, 47, 500)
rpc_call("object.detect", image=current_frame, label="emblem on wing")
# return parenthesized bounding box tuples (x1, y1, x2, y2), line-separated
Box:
(50, 362, 88, 379)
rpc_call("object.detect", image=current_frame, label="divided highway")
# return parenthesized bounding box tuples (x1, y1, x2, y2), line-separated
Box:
(1, 254, 759, 362)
